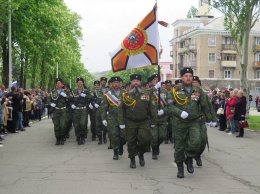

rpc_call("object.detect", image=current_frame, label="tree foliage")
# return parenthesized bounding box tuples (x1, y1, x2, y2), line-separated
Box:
(187, 6, 198, 18)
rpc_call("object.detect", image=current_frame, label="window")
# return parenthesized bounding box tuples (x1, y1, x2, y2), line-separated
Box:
(256, 70, 260, 79)
(208, 37, 216, 46)
(209, 53, 216, 63)
(209, 70, 214, 78)
(255, 53, 260, 62)
(223, 54, 236, 61)
(224, 70, 232, 79)
(255, 37, 260, 45)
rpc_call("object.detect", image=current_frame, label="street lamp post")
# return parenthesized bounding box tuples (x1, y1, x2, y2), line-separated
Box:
(8, 0, 12, 88)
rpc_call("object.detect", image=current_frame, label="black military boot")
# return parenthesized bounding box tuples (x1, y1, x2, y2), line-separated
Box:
(156, 145, 160, 155)
(194, 155, 202, 166)
(113, 149, 119, 160)
(152, 147, 158, 160)
(81, 134, 85, 144)
(185, 157, 194, 173)
(98, 135, 102, 145)
(77, 136, 82, 145)
(176, 162, 184, 178)
(138, 153, 145, 166)
(55, 137, 60, 145)
(130, 157, 136, 168)
(119, 144, 124, 156)
(108, 139, 113, 149)
(103, 132, 107, 143)
(60, 136, 65, 145)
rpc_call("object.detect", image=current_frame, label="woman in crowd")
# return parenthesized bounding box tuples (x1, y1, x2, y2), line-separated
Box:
(234, 90, 247, 138)
(218, 92, 227, 131)
(23, 91, 32, 127)
(225, 91, 237, 135)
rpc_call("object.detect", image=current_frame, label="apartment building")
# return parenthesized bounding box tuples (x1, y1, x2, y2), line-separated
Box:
(170, 10, 260, 91)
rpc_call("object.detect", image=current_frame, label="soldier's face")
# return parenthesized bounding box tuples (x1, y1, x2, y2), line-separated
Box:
(161, 84, 166, 88)
(166, 83, 172, 91)
(101, 80, 107, 87)
(182, 73, 193, 86)
(56, 81, 63, 89)
(192, 80, 200, 87)
(151, 78, 158, 86)
(113, 81, 120, 89)
(131, 79, 141, 87)
(94, 84, 100, 89)
(77, 81, 84, 88)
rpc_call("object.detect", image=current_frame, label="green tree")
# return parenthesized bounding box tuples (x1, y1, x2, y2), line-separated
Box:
(187, 6, 198, 18)
(203, 0, 260, 95)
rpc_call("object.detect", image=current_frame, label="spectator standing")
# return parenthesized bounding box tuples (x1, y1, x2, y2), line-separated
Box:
(235, 90, 247, 138)
(23, 91, 32, 127)
(218, 92, 227, 131)
(225, 91, 237, 134)
(248, 94, 253, 109)
(255, 94, 259, 108)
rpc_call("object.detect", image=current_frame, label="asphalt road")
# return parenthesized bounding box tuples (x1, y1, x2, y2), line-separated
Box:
(0, 117, 260, 194)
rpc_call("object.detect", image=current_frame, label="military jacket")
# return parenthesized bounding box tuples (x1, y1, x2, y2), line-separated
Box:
(47, 88, 72, 108)
(71, 88, 94, 107)
(118, 88, 157, 125)
(94, 87, 108, 105)
(168, 84, 211, 124)
(101, 89, 123, 120)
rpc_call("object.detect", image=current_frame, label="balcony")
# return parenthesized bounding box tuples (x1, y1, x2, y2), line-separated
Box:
(178, 48, 185, 54)
(253, 61, 260, 69)
(188, 44, 197, 52)
(253, 44, 260, 53)
(184, 61, 197, 68)
(222, 44, 236, 51)
(221, 61, 237, 68)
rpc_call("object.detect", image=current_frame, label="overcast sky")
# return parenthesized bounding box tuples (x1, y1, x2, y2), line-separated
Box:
(63, 0, 218, 72)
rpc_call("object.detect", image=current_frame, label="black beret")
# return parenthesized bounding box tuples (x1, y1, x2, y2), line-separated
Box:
(56, 78, 62, 83)
(76, 77, 84, 83)
(165, 80, 172, 84)
(94, 80, 100, 85)
(100, 77, 107, 82)
(110, 76, 120, 82)
(193, 76, 201, 86)
(175, 79, 182, 85)
(130, 74, 141, 81)
(180, 67, 193, 76)
(150, 74, 160, 81)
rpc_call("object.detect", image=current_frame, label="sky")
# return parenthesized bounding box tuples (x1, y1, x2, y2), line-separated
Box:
(63, 0, 218, 72)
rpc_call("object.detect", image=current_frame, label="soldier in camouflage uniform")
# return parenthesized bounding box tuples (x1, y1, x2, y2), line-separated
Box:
(101, 77, 126, 160)
(164, 80, 173, 144)
(192, 76, 217, 166)
(149, 74, 169, 160)
(47, 78, 72, 145)
(118, 74, 157, 168)
(71, 78, 94, 145)
(168, 68, 212, 178)
(94, 77, 109, 145)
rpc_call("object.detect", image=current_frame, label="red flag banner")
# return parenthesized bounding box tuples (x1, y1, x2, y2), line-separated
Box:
(111, 5, 159, 72)
(158, 20, 169, 28)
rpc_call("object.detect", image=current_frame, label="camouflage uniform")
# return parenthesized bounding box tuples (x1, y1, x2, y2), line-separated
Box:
(102, 89, 126, 159)
(168, 84, 211, 163)
(118, 89, 157, 159)
(166, 88, 174, 144)
(47, 88, 72, 144)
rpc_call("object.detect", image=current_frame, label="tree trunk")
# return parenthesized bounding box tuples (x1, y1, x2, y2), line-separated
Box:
(20, 54, 24, 88)
(2, 43, 9, 88)
(40, 60, 45, 90)
(31, 54, 37, 89)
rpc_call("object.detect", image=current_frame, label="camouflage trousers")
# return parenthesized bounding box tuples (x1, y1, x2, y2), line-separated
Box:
(125, 119, 150, 159)
(151, 121, 167, 147)
(72, 109, 88, 137)
(89, 109, 96, 136)
(173, 122, 201, 163)
(52, 109, 69, 137)
(95, 108, 107, 137)
(107, 117, 126, 149)
(197, 122, 208, 156)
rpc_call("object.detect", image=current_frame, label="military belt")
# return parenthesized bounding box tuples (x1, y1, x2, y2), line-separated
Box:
(174, 115, 204, 123)
(75, 107, 86, 109)
(55, 106, 67, 110)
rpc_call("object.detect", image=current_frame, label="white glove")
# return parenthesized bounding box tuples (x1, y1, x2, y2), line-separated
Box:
(205, 122, 211, 126)
(50, 103, 56, 108)
(94, 104, 100, 108)
(180, 111, 188, 119)
(151, 125, 155, 128)
(119, 125, 125, 129)
(80, 93, 86, 97)
(102, 120, 107, 126)
(210, 122, 217, 127)
(157, 109, 164, 116)
(154, 81, 161, 90)
(89, 104, 93, 109)
(60, 92, 67, 97)
(71, 104, 76, 109)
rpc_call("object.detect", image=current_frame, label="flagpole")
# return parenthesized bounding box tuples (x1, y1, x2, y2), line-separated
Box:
(156, 0, 161, 110)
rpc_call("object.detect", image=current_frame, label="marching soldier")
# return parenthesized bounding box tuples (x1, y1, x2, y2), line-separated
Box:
(101, 77, 126, 160)
(47, 78, 72, 145)
(118, 74, 157, 168)
(164, 80, 173, 144)
(63, 84, 73, 140)
(168, 68, 212, 178)
(71, 77, 94, 145)
(192, 76, 217, 166)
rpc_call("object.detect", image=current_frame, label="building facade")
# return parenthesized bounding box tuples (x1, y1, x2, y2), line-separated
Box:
(170, 13, 260, 91)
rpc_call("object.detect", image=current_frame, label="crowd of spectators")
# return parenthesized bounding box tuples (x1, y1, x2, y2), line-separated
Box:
(209, 88, 252, 138)
(0, 85, 49, 147)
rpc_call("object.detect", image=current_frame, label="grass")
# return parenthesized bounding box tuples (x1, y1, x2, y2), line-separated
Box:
(247, 116, 260, 130)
